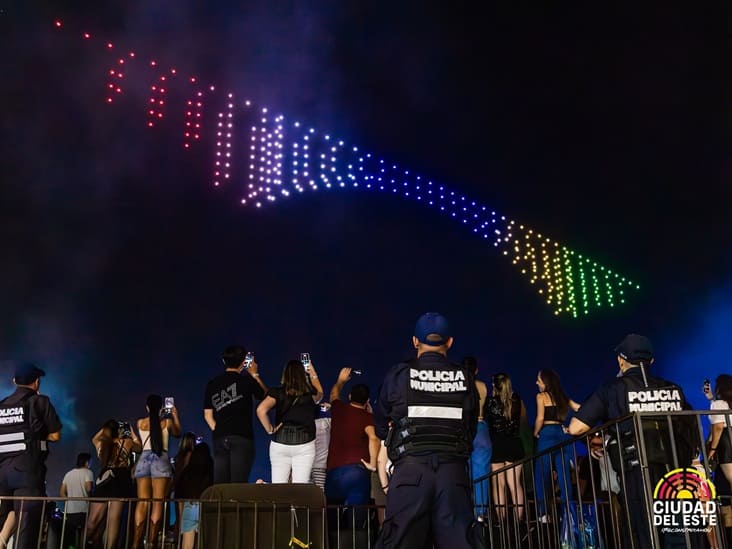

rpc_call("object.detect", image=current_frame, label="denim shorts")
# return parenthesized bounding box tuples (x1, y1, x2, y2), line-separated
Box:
(133, 450, 173, 479)
(180, 502, 200, 533)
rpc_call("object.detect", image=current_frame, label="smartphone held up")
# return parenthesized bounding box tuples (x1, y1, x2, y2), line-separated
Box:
(300, 352, 311, 372)
(160, 396, 174, 418)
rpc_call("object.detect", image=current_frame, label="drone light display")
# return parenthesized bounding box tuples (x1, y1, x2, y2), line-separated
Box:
(54, 20, 640, 317)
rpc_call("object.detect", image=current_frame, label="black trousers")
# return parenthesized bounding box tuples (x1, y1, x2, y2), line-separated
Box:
(375, 456, 476, 549)
(0, 458, 45, 549)
(213, 435, 255, 484)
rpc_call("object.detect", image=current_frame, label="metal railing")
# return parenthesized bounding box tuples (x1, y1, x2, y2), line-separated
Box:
(0, 495, 388, 548)
(472, 409, 732, 549)
(1, 411, 730, 548)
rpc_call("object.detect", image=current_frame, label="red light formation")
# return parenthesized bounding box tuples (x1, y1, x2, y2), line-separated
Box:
(184, 89, 204, 149)
(147, 71, 173, 127)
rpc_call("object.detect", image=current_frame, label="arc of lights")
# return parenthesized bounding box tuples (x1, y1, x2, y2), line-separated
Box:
(54, 19, 640, 318)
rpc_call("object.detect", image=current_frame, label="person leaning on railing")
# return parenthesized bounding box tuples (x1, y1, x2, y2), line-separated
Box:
(567, 334, 696, 549)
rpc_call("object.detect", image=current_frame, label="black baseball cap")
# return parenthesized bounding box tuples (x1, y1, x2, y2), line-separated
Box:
(614, 334, 654, 364)
(14, 363, 46, 381)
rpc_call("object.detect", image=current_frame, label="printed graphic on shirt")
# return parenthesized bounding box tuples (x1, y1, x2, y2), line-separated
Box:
(211, 383, 243, 411)
(627, 388, 683, 413)
(409, 368, 468, 392)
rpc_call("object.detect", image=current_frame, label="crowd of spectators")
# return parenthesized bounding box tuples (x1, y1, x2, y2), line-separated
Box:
(1, 335, 730, 548)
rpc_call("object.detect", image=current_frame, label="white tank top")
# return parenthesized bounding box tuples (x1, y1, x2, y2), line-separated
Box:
(139, 425, 169, 452)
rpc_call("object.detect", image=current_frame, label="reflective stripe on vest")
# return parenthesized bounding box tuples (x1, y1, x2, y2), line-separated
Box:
(408, 405, 462, 419)
(0, 396, 33, 459)
(0, 431, 26, 454)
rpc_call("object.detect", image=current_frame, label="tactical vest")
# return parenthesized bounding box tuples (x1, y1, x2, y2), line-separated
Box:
(386, 359, 473, 461)
(624, 375, 694, 467)
(608, 375, 692, 469)
(0, 392, 38, 460)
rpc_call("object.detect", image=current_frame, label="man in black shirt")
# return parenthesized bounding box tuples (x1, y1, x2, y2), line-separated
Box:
(0, 362, 62, 549)
(203, 345, 267, 483)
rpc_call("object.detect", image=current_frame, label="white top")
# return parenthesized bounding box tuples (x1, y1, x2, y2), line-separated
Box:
(62, 467, 94, 514)
(709, 399, 732, 426)
(139, 425, 169, 452)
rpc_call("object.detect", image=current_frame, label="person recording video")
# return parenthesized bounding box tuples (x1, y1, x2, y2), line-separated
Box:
(86, 419, 141, 548)
(203, 345, 267, 484)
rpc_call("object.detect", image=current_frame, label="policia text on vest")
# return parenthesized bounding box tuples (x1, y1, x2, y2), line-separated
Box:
(409, 367, 468, 393)
(627, 388, 683, 413)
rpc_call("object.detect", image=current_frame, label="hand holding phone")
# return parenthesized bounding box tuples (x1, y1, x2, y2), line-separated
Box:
(703, 379, 713, 400)
(300, 352, 311, 372)
(161, 397, 174, 418)
(244, 352, 254, 369)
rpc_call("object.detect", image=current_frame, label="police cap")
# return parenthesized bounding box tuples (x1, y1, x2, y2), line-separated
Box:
(14, 362, 46, 382)
(414, 312, 451, 346)
(615, 334, 654, 364)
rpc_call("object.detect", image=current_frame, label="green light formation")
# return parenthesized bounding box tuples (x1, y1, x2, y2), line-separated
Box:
(501, 221, 640, 317)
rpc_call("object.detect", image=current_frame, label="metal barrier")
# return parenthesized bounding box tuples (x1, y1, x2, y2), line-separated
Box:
(473, 409, 732, 549)
(0, 495, 387, 548)
(0, 411, 730, 548)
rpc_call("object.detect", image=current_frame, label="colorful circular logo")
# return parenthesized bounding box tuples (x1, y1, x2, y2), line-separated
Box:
(654, 467, 716, 501)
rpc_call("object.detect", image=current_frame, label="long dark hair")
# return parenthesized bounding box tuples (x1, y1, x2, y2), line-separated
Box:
(281, 360, 311, 397)
(715, 374, 732, 408)
(538, 369, 570, 419)
(146, 394, 164, 456)
(177, 432, 198, 457)
(97, 419, 119, 469)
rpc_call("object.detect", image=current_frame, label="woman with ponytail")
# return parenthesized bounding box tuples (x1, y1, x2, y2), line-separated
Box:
(132, 394, 181, 548)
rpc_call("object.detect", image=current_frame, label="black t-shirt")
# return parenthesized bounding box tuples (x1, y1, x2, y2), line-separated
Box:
(203, 370, 265, 439)
(267, 386, 317, 437)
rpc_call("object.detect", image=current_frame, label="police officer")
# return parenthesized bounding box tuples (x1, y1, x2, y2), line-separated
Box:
(0, 363, 62, 548)
(568, 334, 694, 549)
(373, 312, 479, 549)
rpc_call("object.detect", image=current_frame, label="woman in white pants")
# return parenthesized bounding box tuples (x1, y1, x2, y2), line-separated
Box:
(257, 359, 324, 483)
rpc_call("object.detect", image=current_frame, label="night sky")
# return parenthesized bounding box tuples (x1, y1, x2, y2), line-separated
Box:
(2, 2, 730, 491)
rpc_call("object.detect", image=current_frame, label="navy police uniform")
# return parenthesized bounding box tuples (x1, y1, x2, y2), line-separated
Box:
(0, 365, 62, 549)
(374, 350, 479, 549)
(574, 335, 694, 549)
